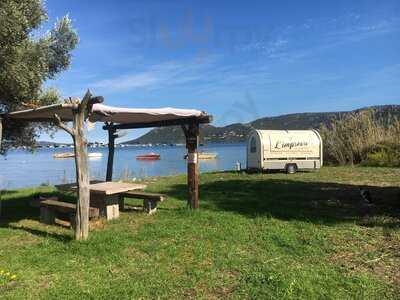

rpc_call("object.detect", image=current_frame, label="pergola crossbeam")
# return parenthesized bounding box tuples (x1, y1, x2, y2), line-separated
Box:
(102, 115, 212, 130)
(103, 115, 212, 186)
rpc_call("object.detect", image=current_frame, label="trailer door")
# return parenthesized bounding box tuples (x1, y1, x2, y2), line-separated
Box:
(247, 133, 262, 169)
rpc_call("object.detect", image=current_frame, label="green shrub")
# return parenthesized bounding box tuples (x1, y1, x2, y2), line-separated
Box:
(362, 142, 400, 167)
(320, 109, 400, 166)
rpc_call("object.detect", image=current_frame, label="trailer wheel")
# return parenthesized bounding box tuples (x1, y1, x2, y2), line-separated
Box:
(286, 164, 297, 174)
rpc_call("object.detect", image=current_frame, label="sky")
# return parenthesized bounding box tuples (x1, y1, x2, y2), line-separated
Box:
(40, 0, 400, 143)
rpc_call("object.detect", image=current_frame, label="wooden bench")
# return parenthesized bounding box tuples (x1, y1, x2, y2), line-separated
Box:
(40, 199, 99, 228)
(121, 191, 166, 214)
(30, 195, 59, 208)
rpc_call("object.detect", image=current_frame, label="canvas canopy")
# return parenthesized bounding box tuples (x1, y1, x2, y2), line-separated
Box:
(7, 103, 207, 124)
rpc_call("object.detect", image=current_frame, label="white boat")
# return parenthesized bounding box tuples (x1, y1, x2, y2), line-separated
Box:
(198, 152, 218, 159)
(88, 152, 103, 158)
(53, 152, 74, 159)
(54, 152, 103, 159)
(184, 152, 218, 160)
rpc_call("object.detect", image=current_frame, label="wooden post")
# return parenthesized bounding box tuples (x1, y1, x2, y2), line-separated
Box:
(0, 117, 2, 217)
(182, 123, 200, 209)
(0, 117, 2, 152)
(106, 126, 116, 181)
(54, 90, 102, 240)
(72, 93, 90, 241)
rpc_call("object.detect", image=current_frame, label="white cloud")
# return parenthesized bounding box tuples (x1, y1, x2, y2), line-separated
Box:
(236, 15, 400, 62)
(89, 56, 219, 92)
(92, 73, 158, 90)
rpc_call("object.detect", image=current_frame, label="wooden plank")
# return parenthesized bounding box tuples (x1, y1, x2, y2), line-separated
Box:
(7, 103, 77, 121)
(57, 181, 146, 195)
(40, 199, 99, 217)
(102, 115, 212, 130)
(56, 180, 104, 192)
(89, 182, 147, 195)
(8, 97, 103, 122)
(30, 196, 58, 208)
(122, 192, 165, 214)
(122, 191, 165, 201)
(40, 199, 76, 211)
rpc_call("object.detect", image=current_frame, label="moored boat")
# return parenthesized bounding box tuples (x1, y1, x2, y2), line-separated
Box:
(199, 152, 218, 159)
(88, 152, 103, 158)
(53, 152, 74, 159)
(53, 152, 103, 159)
(184, 152, 218, 160)
(136, 153, 160, 160)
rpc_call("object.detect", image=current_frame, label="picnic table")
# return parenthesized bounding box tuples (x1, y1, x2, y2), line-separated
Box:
(56, 181, 147, 220)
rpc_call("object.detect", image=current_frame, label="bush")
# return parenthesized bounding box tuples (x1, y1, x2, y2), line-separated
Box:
(319, 109, 400, 166)
(362, 142, 400, 167)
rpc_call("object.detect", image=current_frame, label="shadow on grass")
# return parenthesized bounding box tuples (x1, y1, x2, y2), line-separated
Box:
(7, 224, 73, 242)
(1, 174, 400, 239)
(161, 175, 400, 226)
(0, 190, 75, 241)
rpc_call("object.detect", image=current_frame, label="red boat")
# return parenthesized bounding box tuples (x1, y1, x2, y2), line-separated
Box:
(136, 153, 161, 160)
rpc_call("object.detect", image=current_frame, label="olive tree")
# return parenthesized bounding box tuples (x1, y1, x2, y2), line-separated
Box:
(0, 0, 78, 151)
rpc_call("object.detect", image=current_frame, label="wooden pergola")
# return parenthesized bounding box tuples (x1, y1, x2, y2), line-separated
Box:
(0, 91, 212, 240)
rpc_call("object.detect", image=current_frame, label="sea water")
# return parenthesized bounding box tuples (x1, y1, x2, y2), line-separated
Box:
(0, 144, 246, 189)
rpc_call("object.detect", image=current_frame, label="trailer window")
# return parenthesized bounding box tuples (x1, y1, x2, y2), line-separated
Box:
(250, 137, 256, 153)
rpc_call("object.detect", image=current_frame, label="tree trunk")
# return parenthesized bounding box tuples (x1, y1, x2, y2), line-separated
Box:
(53, 91, 102, 240)
(72, 105, 90, 240)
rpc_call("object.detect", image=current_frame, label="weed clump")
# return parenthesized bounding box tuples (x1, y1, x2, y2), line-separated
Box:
(320, 109, 400, 166)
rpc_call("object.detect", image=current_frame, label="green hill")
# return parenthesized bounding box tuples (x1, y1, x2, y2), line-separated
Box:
(125, 105, 400, 144)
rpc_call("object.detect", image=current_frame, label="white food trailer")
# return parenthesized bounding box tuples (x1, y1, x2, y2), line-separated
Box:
(247, 129, 323, 173)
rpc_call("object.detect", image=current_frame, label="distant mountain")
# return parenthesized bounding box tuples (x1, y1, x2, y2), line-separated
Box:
(124, 105, 400, 145)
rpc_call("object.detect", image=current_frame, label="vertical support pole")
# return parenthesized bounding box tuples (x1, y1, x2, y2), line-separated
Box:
(72, 92, 91, 241)
(0, 117, 2, 217)
(0, 117, 3, 152)
(54, 91, 95, 240)
(106, 126, 116, 182)
(183, 123, 200, 209)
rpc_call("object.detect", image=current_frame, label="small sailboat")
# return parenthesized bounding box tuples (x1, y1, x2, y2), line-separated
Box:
(136, 153, 161, 160)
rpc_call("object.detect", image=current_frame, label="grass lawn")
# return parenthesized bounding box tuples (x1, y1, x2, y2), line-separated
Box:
(0, 166, 399, 299)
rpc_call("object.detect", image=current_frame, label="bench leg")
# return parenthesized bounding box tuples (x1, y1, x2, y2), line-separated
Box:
(91, 194, 120, 220)
(106, 204, 120, 220)
(69, 214, 76, 230)
(40, 207, 56, 225)
(143, 199, 158, 215)
(119, 195, 125, 211)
